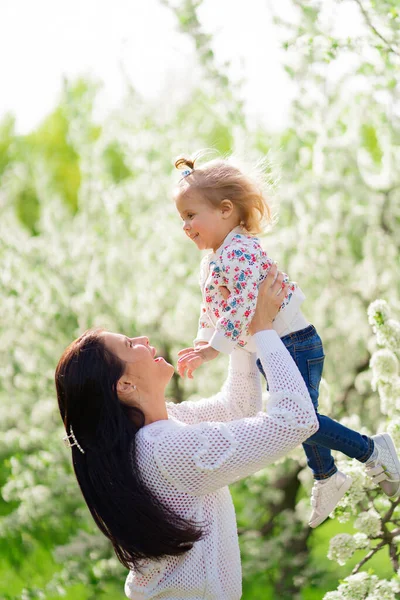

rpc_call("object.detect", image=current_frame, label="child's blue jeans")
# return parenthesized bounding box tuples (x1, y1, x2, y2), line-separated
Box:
(256, 325, 374, 480)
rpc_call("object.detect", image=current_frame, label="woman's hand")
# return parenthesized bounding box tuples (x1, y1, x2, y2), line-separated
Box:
(248, 264, 289, 335)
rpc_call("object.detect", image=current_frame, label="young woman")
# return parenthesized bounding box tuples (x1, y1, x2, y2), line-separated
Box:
(55, 267, 319, 599)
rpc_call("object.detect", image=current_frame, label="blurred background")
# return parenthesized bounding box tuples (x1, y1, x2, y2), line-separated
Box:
(0, 1, 399, 598)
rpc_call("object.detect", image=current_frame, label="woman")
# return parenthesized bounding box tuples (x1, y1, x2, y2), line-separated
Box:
(56, 266, 319, 599)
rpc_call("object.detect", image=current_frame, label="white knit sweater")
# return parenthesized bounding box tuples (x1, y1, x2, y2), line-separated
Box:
(125, 331, 319, 600)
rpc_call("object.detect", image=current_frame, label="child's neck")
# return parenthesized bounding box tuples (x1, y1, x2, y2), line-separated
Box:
(211, 223, 242, 252)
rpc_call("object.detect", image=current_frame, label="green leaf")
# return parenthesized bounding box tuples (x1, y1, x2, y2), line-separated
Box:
(360, 124, 383, 164)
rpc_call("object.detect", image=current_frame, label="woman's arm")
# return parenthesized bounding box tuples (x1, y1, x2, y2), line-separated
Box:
(155, 330, 319, 496)
(166, 348, 262, 425)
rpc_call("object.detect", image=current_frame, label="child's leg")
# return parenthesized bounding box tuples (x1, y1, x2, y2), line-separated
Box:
(280, 326, 339, 479)
(282, 326, 355, 527)
(289, 340, 335, 479)
(257, 329, 336, 479)
(282, 327, 374, 462)
(258, 326, 400, 526)
(261, 326, 373, 465)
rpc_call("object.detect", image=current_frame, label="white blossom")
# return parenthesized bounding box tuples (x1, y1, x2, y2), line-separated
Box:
(354, 509, 382, 537)
(327, 533, 356, 566)
(370, 349, 399, 387)
(386, 415, 400, 441)
(368, 300, 391, 329)
(338, 572, 372, 598)
(353, 532, 369, 549)
(376, 321, 400, 352)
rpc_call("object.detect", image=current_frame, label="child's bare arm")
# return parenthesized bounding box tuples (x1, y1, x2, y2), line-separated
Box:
(177, 344, 219, 379)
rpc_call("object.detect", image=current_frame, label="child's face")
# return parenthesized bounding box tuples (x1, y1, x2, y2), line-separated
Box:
(175, 191, 229, 252)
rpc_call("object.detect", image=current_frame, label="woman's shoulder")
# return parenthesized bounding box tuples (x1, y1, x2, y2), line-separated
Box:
(135, 417, 184, 444)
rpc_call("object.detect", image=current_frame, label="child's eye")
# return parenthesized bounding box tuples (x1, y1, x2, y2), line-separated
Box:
(188, 213, 195, 219)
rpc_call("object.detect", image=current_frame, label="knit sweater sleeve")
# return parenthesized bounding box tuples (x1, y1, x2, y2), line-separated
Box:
(166, 349, 262, 424)
(154, 331, 319, 496)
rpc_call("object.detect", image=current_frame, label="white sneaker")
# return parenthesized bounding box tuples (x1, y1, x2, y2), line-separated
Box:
(309, 471, 353, 528)
(365, 433, 400, 497)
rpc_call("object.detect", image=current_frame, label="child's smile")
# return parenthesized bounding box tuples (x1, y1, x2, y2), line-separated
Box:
(175, 191, 236, 252)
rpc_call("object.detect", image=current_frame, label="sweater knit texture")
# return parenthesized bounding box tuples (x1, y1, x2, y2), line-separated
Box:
(194, 227, 306, 353)
(124, 331, 319, 599)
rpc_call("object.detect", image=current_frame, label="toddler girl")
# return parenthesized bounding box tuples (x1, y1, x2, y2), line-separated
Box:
(174, 153, 400, 528)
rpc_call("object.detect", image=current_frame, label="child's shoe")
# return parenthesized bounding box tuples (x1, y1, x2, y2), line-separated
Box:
(365, 433, 400, 497)
(309, 471, 353, 528)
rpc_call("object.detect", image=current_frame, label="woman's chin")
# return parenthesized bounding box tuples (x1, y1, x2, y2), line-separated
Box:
(157, 358, 175, 379)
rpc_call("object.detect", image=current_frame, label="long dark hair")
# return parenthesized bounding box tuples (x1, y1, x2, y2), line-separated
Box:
(55, 328, 203, 570)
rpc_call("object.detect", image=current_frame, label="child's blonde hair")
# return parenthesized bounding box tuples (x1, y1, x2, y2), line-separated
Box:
(173, 152, 272, 235)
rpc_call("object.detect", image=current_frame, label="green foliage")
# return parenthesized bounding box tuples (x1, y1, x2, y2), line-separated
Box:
(361, 124, 383, 165)
(0, 114, 15, 177)
(25, 106, 81, 212)
(102, 142, 133, 183)
(15, 186, 40, 235)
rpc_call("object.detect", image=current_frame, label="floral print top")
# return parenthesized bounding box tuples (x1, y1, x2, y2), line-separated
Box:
(194, 227, 305, 354)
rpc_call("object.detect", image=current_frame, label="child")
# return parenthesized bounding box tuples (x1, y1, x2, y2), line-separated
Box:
(174, 152, 400, 528)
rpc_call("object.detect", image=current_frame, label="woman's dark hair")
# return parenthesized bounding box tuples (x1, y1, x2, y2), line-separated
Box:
(55, 328, 203, 570)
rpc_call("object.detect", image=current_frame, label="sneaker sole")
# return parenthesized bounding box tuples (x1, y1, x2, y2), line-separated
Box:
(309, 475, 353, 528)
(373, 433, 400, 497)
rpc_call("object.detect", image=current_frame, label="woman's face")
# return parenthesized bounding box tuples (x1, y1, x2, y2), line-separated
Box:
(102, 333, 174, 415)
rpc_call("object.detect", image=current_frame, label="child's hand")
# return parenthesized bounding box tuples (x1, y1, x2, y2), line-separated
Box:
(177, 344, 219, 379)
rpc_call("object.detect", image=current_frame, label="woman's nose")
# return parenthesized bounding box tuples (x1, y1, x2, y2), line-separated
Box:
(137, 336, 149, 346)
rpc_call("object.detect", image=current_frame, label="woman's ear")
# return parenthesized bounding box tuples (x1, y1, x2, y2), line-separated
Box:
(220, 198, 234, 218)
(117, 378, 134, 396)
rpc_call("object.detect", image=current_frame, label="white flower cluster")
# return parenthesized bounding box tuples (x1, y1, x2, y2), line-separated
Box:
(368, 300, 391, 329)
(376, 380, 400, 417)
(327, 531, 370, 567)
(387, 418, 400, 449)
(370, 349, 398, 387)
(324, 572, 400, 600)
(368, 300, 400, 352)
(327, 533, 357, 566)
(368, 300, 400, 417)
(353, 533, 369, 549)
(354, 509, 382, 537)
(332, 459, 375, 523)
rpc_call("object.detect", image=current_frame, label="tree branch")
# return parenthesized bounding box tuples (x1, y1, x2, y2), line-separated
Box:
(353, 0, 400, 56)
(389, 542, 399, 571)
(352, 539, 386, 574)
(353, 500, 400, 574)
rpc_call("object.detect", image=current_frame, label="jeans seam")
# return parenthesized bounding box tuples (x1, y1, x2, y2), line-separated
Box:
(313, 466, 338, 480)
(304, 442, 336, 479)
(313, 444, 324, 474)
(281, 325, 317, 345)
